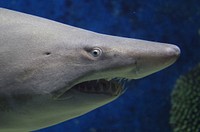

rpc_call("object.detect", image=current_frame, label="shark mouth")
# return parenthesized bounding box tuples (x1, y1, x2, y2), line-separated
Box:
(72, 78, 129, 96)
(52, 78, 130, 100)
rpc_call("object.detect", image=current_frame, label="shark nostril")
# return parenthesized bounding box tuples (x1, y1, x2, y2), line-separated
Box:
(43, 52, 51, 55)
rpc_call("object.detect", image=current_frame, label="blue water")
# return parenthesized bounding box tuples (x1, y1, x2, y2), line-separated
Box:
(0, 0, 199, 132)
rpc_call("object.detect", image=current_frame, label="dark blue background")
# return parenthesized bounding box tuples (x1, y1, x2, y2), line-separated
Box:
(0, 0, 200, 132)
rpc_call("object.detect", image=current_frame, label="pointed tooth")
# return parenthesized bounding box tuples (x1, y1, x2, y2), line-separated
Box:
(92, 86, 96, 92)
(110, 81, 112, 88)
(123, 83, 126, 88)
(100, 85, 103, 92)
(109, 82, 113, 94)
(107, 78, 112, 81)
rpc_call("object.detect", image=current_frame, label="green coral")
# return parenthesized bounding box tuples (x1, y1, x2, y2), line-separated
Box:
(170, 64, 200, 132)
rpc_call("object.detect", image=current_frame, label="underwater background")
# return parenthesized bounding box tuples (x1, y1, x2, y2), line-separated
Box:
(0, 0, 200, 132)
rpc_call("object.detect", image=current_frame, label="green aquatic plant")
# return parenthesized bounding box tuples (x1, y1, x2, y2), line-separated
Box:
(170, 64, 200, 132)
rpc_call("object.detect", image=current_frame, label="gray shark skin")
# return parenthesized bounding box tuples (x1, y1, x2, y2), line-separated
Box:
(0, 8, 180, 132)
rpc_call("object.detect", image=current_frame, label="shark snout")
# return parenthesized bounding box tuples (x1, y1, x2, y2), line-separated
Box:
(129, 42, 180, 79)
(161, 44, 180, 66)
(165, 44, 180, 60)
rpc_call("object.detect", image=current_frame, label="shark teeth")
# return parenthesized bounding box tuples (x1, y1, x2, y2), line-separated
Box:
(73, 78, 126, 96)
(70, 77, 132, 96)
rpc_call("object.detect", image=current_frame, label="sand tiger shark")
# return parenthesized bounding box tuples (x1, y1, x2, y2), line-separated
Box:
(0, 8, 180, 131)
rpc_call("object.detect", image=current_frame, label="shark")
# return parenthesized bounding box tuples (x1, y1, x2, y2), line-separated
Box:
(0, 8, 180, 131)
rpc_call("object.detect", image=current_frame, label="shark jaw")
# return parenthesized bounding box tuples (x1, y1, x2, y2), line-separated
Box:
(57, 78, 129, 99)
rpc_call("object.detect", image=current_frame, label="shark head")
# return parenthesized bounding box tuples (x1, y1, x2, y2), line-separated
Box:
(42, 32, 180, 127)
(50, 31, 180, 109)
(0, 8, 180, 131)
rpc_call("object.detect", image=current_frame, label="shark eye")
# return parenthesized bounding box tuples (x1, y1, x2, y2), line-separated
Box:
(90, 48, 102, 57)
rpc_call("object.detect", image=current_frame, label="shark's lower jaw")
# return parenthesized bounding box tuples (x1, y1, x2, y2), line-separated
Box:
(58, 78, 130, 99)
